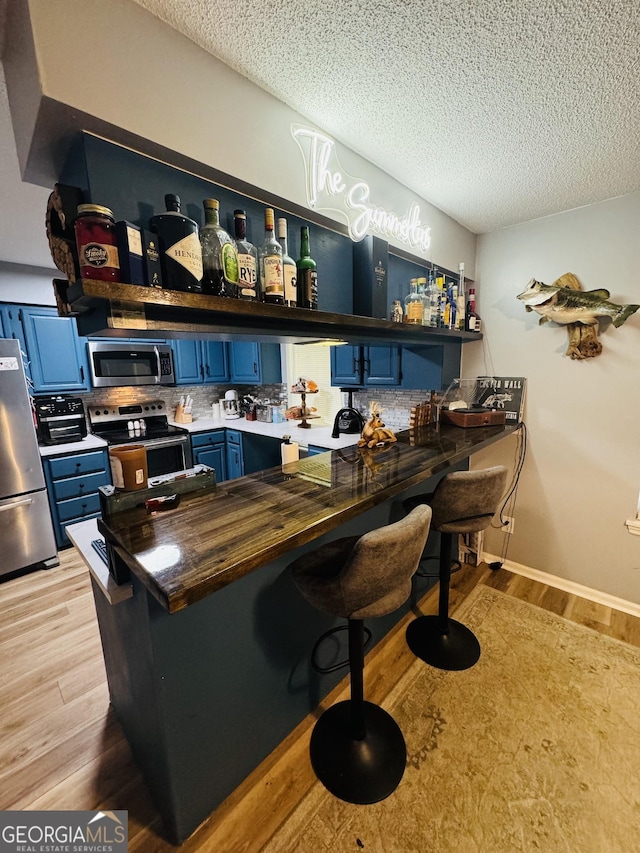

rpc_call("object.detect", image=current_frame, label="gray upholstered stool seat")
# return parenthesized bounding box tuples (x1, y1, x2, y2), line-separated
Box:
(289, 504, 432, 804)
(403, 466, 508, 671)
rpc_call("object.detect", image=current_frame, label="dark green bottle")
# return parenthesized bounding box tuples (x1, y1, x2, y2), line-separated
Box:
(296, 226, 318, 309)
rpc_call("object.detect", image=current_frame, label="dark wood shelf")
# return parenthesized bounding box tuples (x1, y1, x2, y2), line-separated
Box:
(63, 278, 483, 346)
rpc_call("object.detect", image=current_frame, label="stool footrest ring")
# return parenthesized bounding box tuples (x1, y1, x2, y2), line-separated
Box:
(311, 624, 372, 674)
(310, 700, 406, 804)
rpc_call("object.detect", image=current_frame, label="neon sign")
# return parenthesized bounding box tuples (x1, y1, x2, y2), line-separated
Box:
(292, 125, 431, 253)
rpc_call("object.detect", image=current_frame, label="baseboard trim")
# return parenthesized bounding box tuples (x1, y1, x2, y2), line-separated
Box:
(483, 553, 640, 619)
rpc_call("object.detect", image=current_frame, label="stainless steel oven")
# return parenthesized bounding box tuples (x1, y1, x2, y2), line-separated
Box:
(87, 341, 175, 388)
(88, 400, 192, 478)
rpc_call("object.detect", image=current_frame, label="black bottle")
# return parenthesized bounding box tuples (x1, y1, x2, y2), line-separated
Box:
(149, 194, 203, 293)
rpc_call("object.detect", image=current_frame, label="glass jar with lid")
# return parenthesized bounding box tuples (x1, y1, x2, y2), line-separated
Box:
(74, 203, 121, 282)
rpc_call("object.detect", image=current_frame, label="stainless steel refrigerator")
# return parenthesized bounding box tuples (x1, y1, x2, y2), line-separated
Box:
(0, 338, 58, 576)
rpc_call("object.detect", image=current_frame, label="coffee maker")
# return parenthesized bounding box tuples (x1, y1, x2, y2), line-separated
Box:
(223, 389, 240, 419)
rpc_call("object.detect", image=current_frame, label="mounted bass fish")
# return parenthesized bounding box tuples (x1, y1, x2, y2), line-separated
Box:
(517, 273, 639, 359)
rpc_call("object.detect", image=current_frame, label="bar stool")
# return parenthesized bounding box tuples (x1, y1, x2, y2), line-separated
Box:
(289, 505, 432, 804)
(403, 466, 508, 671)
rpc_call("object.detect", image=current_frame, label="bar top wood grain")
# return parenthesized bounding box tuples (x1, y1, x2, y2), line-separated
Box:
(98, 423, 519, 613)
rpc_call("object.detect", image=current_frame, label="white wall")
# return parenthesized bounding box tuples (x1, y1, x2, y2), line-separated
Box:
(464, 192, 640, 605)
(0, 263, 56, 305)
(4, 0, 475, 276)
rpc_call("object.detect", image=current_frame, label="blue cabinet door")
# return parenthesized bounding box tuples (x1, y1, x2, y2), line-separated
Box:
(330, 345, 361, 386)
(229, 341, 260, 383)
(225, 440, 243, 480)
(193, 445, 227, 482)
(201, 341, 229, 383)
(0, 304, 32, 383)
(174, 340, 229, 385)
(20, 307, 89, 392)
(173, 339, 205, 384)
(364, 346, 400, 386)
(228, 342, 282, 385)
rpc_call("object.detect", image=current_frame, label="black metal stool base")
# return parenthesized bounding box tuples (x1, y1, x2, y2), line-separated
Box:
(309, 700, 406, 804)
(406, 615, 481, 671)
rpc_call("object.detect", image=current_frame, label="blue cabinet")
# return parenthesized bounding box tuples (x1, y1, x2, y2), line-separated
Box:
(228, 341, 282, 385)
(42, 448, 110, 548)
(21, 307, 90, 392)
(331, 342, 461, 391)
(191, 430, 227, 482)
(1, 304, 89, 393)
(174, 340, 281, 386)
(331, 345, 399, 387)
(225, 429, 244, 481)
(173, 340, 229, 385)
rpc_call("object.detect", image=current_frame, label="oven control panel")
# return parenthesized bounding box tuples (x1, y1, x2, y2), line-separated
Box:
(88, 400, 166, 423)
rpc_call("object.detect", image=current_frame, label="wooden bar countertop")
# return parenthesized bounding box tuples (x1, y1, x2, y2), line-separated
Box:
(98, 423, 519, 614)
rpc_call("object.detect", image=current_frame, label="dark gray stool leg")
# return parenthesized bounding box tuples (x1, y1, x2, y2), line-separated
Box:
(406, 533, 481, 671)
(309, 619, 407, 804)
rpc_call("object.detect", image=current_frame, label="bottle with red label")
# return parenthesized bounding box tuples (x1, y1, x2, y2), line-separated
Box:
(74, 204, 121, 282)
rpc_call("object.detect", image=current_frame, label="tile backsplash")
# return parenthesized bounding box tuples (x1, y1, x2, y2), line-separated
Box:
(81, 383, 288, 422)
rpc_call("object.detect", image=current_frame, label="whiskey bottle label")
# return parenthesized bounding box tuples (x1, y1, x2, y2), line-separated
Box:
(263, 256, 284, 295)
(80, 242, 120, 270)
(238, 253, 257, 297)
(221, 242, 239, 284)
(283, 263, 297, 303)
(165, 232, 203, 280)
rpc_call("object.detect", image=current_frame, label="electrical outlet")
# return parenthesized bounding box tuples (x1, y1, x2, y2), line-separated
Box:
(503, 516, 515, 534)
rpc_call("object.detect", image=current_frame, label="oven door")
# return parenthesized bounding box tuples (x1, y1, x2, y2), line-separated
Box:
(140, 435, 193, 478)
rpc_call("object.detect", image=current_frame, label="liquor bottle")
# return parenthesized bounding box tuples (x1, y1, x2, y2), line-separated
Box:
(466, 287, 481, 331)
(456, 262, 466, 331)
(417, 276, 429, 326)
(233, 209, 258, 301)
(149, 194, 203, 293)
(259, 208, 284, 305)
(448, 284, 458, 329)
(296, 225, 318, 309)
(200, 199, 239, 297)
(277, 218, 297, 307)
(436, 273, 447, 327)
(428, 270, 439, 327)
(404, 278, 423, 324)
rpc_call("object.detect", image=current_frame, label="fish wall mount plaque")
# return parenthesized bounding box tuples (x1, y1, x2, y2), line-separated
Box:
(517, 272, 639, 359)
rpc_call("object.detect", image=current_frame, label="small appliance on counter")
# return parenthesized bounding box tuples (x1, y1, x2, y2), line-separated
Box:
(438, 378, 507, 427)
(223, 389, 240, 419)
(331, 407, 365, 438)
(35, 395, 87, 445)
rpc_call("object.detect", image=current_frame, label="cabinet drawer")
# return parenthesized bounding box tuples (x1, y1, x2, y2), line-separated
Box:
(191, 430, 226, 448)
(50, 470, 110, 501)
(48, 451, 108, 480)
(56, 492, 102, 522)
(225, 429, 241, 445)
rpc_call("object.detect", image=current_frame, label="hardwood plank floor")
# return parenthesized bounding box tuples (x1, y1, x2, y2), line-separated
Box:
(1, 548, 638, 851)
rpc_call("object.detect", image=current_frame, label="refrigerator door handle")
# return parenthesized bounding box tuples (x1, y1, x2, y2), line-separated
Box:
(0, 498, 34, 512)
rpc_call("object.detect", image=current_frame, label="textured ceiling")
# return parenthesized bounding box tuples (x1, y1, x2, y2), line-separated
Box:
(131, 0, 640, 234)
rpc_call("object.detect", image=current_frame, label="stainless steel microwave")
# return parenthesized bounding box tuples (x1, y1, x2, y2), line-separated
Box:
(87, 341, 175, 387)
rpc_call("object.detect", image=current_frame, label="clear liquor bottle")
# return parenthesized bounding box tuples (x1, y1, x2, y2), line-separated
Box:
(404, 278, 423, 324)
(277, 218, 297, 307)
(233, 209, 258, 301)
(428, 270, 439, 327)
(149, 194, 203, 293)
(417, 276, 429, 326)
(296, 225, 318, 309)
(200, 199, 239, 297)
(259, 208, 284, 305)
(456, 262, 466, 331)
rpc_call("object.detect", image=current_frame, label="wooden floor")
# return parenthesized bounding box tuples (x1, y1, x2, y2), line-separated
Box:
(2, 548, 639, 852)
